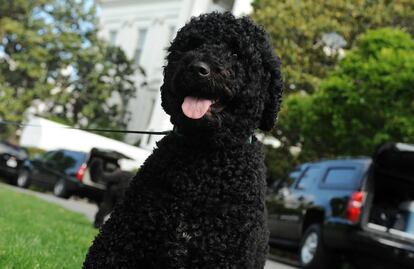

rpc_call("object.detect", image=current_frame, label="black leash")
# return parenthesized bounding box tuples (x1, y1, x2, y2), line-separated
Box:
(0, 120, 172, 135)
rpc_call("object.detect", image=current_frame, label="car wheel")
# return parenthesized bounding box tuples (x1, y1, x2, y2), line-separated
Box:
(300, 224, 336, 269)
(16, 170, 30, 188)
(53, 179, 71, 199)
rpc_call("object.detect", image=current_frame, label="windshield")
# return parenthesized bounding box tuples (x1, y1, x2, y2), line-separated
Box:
(0, 142, 28, 159)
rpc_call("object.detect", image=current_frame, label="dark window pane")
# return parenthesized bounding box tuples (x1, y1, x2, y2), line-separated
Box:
(296, 167, 320, 190)
(323, 168, 356, 189)
(40, 151, 57, 161)
(286, 169, 301, 188)
(60, 151, 86, 173)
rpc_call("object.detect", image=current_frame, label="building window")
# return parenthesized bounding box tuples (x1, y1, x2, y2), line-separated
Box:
(134, 28, 148, 65)
(109, 30, 117, 45)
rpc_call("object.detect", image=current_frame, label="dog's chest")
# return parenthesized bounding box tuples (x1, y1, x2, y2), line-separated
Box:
(155, 145, 265, 200)
(123, 141, 268, 266)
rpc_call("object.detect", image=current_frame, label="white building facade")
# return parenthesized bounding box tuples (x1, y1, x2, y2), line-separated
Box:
(98, 0, 252, 149)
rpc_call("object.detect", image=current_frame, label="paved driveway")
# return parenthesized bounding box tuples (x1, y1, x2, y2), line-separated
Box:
(2, 183, 297, 269)
(2, 183, 97, 221)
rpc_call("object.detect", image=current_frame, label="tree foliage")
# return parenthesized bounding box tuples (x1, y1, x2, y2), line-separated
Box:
(275, 28, 414, 167)
(0, 0, 136, 140)
(252, 0, 414, 94)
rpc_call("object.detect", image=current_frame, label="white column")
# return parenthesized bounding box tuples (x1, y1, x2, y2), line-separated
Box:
(141, 18, 170, 78)
(139, 18, 174, 149)
(117, 20, 138, 59)
(232, 0, 253, 16)
(176, 0, 194, 29)
(189, 0, 212, 17)
(175, 0, 213, 30)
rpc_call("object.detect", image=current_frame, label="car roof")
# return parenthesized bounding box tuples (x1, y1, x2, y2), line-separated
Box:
(298, 157, 372, 169)
(47, 149, 87, 155)
(90, 147, 132, 160)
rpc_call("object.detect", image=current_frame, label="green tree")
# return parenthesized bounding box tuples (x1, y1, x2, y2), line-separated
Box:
(0, 0, 51, 138)
(275, 28, 414, 170)
(252, 0, 414, 94)
(0, 0, 136, 140)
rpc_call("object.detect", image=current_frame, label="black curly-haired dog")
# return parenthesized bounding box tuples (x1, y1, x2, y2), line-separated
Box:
(84, 12, 282, 269)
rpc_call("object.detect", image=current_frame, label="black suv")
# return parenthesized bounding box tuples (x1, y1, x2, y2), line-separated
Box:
(0, 141, 28, 181)
(17, 148, 131, 201)
(267, 142, 414, 269)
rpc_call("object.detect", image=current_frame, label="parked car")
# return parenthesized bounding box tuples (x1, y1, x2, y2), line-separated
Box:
(267, 142, 414, 269)
(0, 141, 28, 182)
(17, 148, 132, 201)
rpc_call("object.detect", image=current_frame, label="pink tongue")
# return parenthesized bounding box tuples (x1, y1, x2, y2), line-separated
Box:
(182, 96, 213, 119)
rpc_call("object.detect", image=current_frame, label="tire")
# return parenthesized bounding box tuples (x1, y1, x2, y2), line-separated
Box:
(299, 224, 337, 269)
(16, 170, 31, 188)
(53, 179, 71, 199)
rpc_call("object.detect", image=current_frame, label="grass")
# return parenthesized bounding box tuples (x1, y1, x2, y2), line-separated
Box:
(0, 185, 97, 269)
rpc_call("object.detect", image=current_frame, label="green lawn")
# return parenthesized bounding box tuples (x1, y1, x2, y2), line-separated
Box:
(0, 185, 97, 268)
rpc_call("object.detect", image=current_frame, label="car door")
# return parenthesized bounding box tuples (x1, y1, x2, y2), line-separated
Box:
(42, 150, 71, 188)
(31, 150, 62, 189)
(267, 167, 303, 240)
(269, 165, 323, 241)
(28, 151, 49, 187)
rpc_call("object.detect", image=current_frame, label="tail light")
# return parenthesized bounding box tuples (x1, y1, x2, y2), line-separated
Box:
(347, 191, 364, 223)
(76, 163, 87, 182)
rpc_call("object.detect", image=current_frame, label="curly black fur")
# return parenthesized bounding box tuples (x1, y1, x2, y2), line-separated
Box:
(84, 12, 282, 268)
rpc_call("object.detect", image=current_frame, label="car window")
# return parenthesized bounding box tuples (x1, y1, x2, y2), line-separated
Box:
(322, 167, 357, 189)
(295, 166, 321, 190)
(39, 151, 57, 162)
(57, 151, 86, 173)
(50, 151, 64, 162)
(0, 143, 8, 154)
(0, 143, 14, 155)
(285, 170, 301, 188)
(0, 142, 27, 158)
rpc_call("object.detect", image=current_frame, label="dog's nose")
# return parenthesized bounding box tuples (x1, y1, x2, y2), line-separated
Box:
(191, 61, 210, 77)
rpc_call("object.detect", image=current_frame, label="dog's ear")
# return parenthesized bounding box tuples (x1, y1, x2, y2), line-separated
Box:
(259, 53, 283, 131)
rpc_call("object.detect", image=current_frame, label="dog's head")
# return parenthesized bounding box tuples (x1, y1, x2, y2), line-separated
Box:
(161, 12, 282, 145)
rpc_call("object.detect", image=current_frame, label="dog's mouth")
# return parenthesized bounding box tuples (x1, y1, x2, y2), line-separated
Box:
(181, 96, 225, 119)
